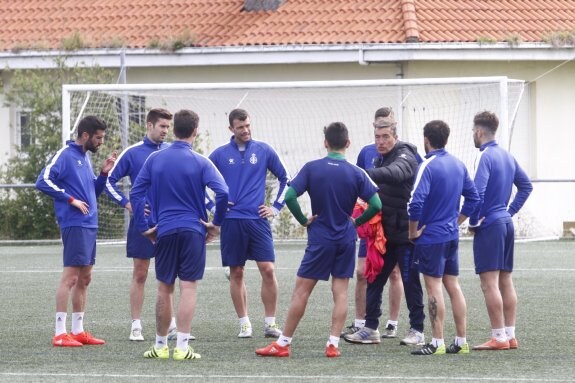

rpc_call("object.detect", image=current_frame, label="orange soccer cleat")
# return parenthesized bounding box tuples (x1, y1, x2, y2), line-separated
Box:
(509, 338, 518, 349)
(52, 333, 83, 347)
(70, 331, 106, 345)
(325, 344, 341, 358)
(255, 342, 290, 357)
(472, 338, 510, 350)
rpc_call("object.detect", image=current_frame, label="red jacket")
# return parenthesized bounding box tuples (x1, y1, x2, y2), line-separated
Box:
(352, 200, 386, 283)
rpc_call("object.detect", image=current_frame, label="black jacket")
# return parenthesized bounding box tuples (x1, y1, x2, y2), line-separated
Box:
(366, 141, 419, 245)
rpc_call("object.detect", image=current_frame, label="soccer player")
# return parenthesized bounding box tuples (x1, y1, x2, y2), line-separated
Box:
(341, 107, 405, 339)
(130, 109, 228, 360)
(469, 111, 533, 351)
(209, 108, 289, 338)
(344, 115, 426, 346)
(256, 122, 381, 358)
(408, 120, 480, 355)
(105, 108, 182, 341)
(36, 115, 116, 347)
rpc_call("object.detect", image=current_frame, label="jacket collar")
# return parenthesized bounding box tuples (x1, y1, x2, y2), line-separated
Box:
(480, 140, 497, 151)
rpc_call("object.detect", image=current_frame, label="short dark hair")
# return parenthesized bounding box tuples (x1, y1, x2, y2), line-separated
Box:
(474, 111, 499, 134)
(228, 108, 249, 127)
(173, 109, 199, 139)
(374, 107, 393, 120)
(146, 108, 173, 125)
(324, 122, 349, 150)
(423, 120, 450, 149)
(76, 115, 107, 138)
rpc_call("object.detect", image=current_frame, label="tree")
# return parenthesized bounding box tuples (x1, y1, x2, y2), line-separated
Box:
(0, 58, 116, 240)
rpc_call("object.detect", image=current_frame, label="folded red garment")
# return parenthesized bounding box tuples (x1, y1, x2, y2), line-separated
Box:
(352, 200, 387, 283)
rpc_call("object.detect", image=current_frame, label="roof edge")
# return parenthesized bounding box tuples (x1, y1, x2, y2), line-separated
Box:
(1, 43, 574, 70)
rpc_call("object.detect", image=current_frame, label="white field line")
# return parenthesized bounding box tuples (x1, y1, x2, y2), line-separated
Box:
(0, 373, 573, 382)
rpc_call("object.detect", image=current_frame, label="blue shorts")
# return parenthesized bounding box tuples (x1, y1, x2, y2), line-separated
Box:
(220, 219, 275, 267)
(473, 221, 514, 274)
(126, 217, 155, 259)
(357, 239, 367, 258)
(297, 240, 356, 281)
(61, 227, 97, 267)
(154, 230, 206, 284)
(414, 239, 459, 277)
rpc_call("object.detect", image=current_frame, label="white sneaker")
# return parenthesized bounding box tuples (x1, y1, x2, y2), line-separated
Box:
(224, 267, 231, 281)
(167, 326, 196, 341)
(129, 328, 144, 341)
(238, 322, 253, 338)
(400, 329, 425, 346)
(264, 323, 282, 338)
(167, 325, 177, 341)
(381, 324, 397, 338)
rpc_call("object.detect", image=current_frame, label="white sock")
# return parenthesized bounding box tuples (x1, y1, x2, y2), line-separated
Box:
(431, 338, 444, 347)
(505, 326, 516, 340)
(55, 312, 67, 336)
(239, 316, 251, 326)
(71, 312, 84, 335)
(170, 317, 177, 329)
(492, 328, 507, 342)
(386, 320, 398, 327)
(176, 332, 189, 351)
(264, 317, 276, 326)
(354, 319, 366, 328)
(132, 319, 142, 330)
(327, 335, 339, 347)
(155, 334, 168, 349)
(277, 334, 292, 347)
(455, 336, 467, 346)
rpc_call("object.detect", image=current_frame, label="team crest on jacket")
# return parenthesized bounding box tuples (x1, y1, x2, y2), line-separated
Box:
(228, 158, 235, 164)
(249, 153, 258, 164)
(77, 160, 83, 166)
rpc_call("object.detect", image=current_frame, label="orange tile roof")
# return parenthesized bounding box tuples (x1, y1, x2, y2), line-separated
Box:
(416, 0, 575, 42)
(0, 0, 574, 51)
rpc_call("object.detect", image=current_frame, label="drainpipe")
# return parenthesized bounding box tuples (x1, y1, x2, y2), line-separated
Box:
(358, 46, 369, 65)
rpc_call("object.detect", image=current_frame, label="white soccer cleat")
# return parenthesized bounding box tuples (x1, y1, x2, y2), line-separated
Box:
(238, 322, 253, 338)
(129, 328, 144, 341)
(264, 323, 282, 338)
(167, 325, 177, 341)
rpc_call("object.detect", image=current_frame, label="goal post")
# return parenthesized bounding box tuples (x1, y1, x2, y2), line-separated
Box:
(62, 77, 537, 241)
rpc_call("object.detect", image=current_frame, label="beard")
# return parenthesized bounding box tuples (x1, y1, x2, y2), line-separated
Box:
(473, 135, 481, 148)
(85, 141, 99, 153)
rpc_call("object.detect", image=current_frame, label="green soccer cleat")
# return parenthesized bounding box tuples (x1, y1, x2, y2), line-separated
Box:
(411, 343, 446, 355)
(144, 345, 169, 359)
(173, 345, 201, 361)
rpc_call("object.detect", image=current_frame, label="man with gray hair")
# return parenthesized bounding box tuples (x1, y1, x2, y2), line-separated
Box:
(345, 114, 426, 347)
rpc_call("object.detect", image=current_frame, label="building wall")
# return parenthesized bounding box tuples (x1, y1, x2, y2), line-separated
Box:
(1, 59, 572, 236)
(405, 60, 575, 237)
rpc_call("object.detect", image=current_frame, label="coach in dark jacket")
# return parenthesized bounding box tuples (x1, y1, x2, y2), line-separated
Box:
(344, 116, 426, 346)
(368, 140, 419, 245)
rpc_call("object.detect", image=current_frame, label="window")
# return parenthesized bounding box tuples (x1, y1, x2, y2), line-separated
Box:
(18, 111, 32, 149)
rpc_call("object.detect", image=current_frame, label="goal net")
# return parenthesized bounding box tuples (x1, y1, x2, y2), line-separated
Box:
(62, 77, 548, 242)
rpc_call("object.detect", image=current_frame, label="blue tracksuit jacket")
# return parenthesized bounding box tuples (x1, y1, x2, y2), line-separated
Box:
(105, 136, 168, 208)
(470, 141, 533, 227)
(408, 148, 480, 244)
(36, 140, 107, 229)
(130, 141, 229, 238)
(209, 137, 289, 219)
